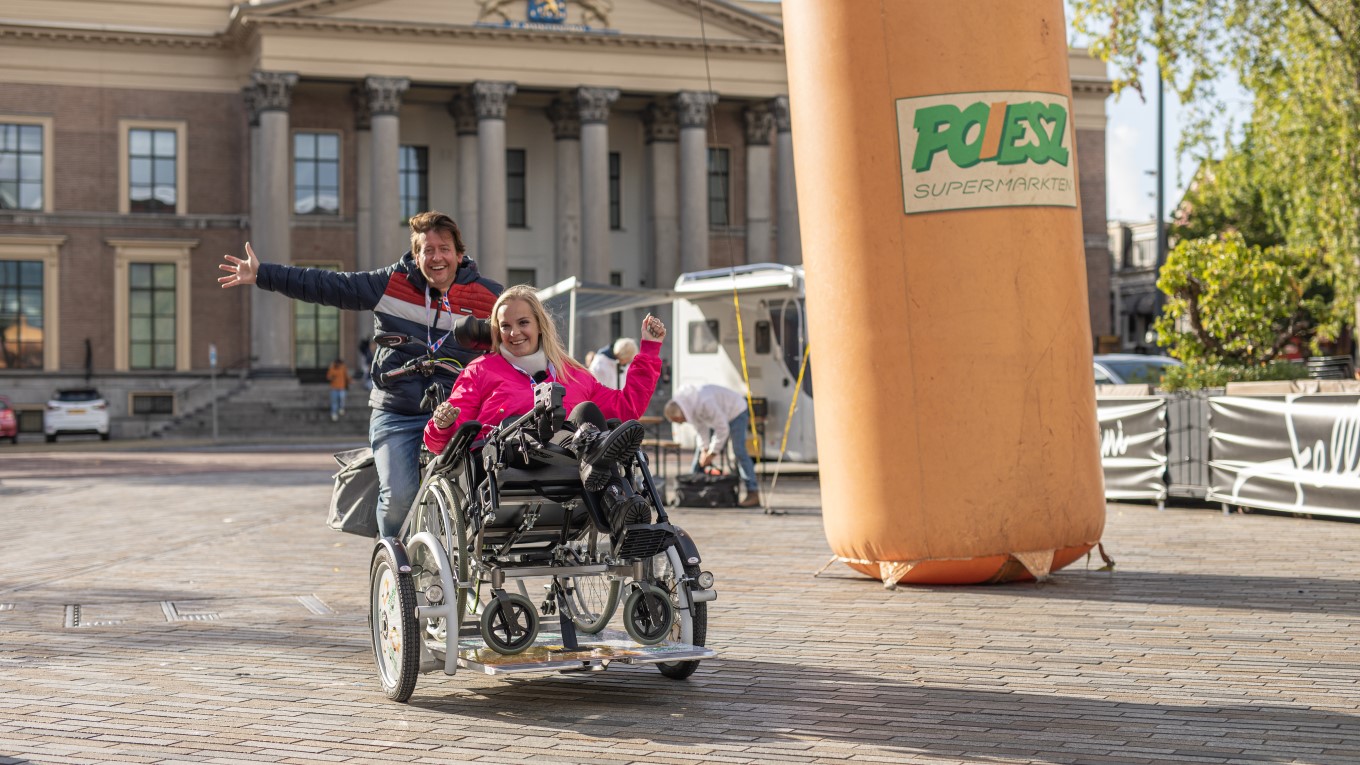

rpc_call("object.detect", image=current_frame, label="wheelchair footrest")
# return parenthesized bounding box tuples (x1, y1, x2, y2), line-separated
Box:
(615, 523, 675, 560)
(439, 626, 715, 676)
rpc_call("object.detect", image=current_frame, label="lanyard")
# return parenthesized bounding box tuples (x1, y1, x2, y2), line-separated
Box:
(508, 358, 555, 386)
(424, 289, 454, 356)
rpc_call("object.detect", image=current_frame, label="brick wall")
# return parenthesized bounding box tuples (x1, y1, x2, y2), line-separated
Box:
(0, 84, 249, 372)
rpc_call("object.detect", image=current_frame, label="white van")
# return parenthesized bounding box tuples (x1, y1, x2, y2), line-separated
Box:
(670, 265, 817, 462)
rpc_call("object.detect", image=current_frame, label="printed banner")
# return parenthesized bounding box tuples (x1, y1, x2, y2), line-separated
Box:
(1209, 395, 1360, 520)
(895, 90, 1078, 214)
(1096, 396, 1167, 501)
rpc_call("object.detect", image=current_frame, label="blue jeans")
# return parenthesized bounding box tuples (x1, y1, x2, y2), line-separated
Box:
(329, 388, 347, 417)
(369, 409, 429, 538)
(691, 409, 758, 491)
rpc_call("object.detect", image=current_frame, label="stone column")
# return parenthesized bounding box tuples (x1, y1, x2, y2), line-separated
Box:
(352, 87, 374, 348)
(473, 80, 517, 285)
(577, 87, 619, 286)
(675, 91, 717, 274)
(366, 76, 409, 269)
(448, 88, 479, 258)
(576, 86, 620, 354)
(771, 95, 803, 266)
(744, 102, 774, 264)
(548, 95, 581, 285)
(643, 100, 680, 290)
(249, 70, 298, 375)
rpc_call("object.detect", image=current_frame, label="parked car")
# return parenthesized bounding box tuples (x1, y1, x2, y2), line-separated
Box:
(0, 396, 18, 443)
(1094, 354, 1183, 386)
(44, 388, 110, 442)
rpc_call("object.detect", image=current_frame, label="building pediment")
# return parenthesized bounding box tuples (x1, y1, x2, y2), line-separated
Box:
(233, 0, 783, 46)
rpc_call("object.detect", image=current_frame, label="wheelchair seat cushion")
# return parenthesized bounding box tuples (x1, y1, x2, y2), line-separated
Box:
(497, 462, 582, 499)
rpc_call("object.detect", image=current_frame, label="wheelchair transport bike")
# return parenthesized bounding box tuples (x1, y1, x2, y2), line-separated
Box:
(365, 334, 717, 702)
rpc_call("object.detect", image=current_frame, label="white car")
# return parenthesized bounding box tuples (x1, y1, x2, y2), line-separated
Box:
(1093, 354, 1182, 386)
(44, 388, 110, 442)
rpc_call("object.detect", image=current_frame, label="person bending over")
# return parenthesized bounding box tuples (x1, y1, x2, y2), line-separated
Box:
(664, 383, 761, 507)
(424, 286, 667, 519)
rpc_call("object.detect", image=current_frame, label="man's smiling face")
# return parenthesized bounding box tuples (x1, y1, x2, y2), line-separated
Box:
(416, 229, 462, 292)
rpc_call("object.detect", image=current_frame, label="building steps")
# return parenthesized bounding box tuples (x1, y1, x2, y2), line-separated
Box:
(153, 378, 375, 439)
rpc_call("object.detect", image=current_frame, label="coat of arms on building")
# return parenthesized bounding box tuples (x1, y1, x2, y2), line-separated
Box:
(476, 0, 612, 29)
(527, 0, 567, 23)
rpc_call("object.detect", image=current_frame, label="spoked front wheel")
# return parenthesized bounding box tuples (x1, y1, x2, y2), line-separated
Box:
(653, 544, 708, 680)
(370, 546, 420, 702)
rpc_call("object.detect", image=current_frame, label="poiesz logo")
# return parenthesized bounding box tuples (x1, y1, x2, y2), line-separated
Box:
(911, 101, 1069, 171)
(896, 91, 1078, 215)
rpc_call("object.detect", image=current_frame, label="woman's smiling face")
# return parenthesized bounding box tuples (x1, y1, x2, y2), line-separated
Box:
(497, 298, 540, 357)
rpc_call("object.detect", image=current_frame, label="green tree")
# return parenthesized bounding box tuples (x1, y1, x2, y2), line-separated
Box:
(1154, 232, 1337, 365)
(1171, 130, 1285, 248)
(1072, 0, 1360, 327)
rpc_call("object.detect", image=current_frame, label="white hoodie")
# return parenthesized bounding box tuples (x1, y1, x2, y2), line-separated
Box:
(671, 383, 748, 453)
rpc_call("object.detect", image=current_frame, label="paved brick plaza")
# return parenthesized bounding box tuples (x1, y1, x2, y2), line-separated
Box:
(1, 447, 1358, 765)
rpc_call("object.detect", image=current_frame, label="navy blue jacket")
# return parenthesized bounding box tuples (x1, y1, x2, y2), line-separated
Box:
(257, 253, 503, 415)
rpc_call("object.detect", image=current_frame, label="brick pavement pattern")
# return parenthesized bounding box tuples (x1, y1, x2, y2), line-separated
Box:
(1, 448, 1358, 764)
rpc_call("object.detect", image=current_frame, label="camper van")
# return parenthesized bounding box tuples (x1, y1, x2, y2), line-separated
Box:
(670, 264, 817, 462)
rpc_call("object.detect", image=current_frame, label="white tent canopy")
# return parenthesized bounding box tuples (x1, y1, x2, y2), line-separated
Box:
(537, 276, 674, 357)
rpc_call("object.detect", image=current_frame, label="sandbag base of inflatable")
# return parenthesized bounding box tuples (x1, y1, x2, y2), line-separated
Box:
(832, 543, 1106, 588)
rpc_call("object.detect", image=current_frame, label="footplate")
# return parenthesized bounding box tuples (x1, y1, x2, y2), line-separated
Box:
(440, 626, 715, 676)
(616, 522, 674, 559)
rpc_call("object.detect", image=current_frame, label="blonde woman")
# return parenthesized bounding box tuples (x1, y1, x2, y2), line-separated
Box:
(425, 285, 667, 490)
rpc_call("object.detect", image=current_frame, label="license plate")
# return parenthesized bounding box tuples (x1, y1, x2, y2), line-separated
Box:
(68, 408, 86, 414)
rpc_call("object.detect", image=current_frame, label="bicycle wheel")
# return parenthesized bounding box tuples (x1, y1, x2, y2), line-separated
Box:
(559, 529, 621, 633)
(561, 574, 621, 634)
(653, 544, 708, 680)
(370, 545, 419, 701)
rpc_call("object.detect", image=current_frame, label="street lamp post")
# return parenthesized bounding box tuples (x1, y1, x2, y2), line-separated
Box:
(1152, 1, 1168, 341)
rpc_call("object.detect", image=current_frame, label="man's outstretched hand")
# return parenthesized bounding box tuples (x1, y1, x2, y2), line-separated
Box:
(218, 242, 260, 288)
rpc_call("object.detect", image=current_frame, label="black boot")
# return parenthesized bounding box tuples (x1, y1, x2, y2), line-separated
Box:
(573, 420, 645, 491)
(600, 479, 654, 541)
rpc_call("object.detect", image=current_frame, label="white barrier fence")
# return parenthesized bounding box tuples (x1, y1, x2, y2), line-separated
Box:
(1097, 386, 1360, 520)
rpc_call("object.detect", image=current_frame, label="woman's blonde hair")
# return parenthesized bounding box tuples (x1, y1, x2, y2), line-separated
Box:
(490, 285, 584, 375)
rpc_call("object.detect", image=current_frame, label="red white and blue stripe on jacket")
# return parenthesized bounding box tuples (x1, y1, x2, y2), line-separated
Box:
(257, 252, 503, 416)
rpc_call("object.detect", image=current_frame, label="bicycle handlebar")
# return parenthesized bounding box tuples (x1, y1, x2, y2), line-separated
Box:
(376, 357, 462, 387)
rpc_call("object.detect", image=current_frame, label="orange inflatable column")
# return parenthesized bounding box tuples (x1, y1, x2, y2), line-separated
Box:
(783, 0, 1105, 585)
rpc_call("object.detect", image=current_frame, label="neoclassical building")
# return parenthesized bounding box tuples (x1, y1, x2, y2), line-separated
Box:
(0, 0, 1111, 432)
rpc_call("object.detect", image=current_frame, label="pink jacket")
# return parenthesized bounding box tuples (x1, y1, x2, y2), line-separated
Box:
(424, 339, 662, 453)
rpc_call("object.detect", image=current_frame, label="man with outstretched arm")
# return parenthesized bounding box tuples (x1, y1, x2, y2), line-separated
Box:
(219, 211, 503, 536)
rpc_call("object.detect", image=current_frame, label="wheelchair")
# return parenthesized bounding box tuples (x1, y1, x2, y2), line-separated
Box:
(368, 380, 718, 702)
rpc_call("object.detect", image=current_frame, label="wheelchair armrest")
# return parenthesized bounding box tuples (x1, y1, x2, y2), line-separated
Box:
(431, 420, 483, 472)
(447, 420, 483, 457)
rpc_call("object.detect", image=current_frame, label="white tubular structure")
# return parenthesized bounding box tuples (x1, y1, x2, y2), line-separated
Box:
(409, 531, 462, 676)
